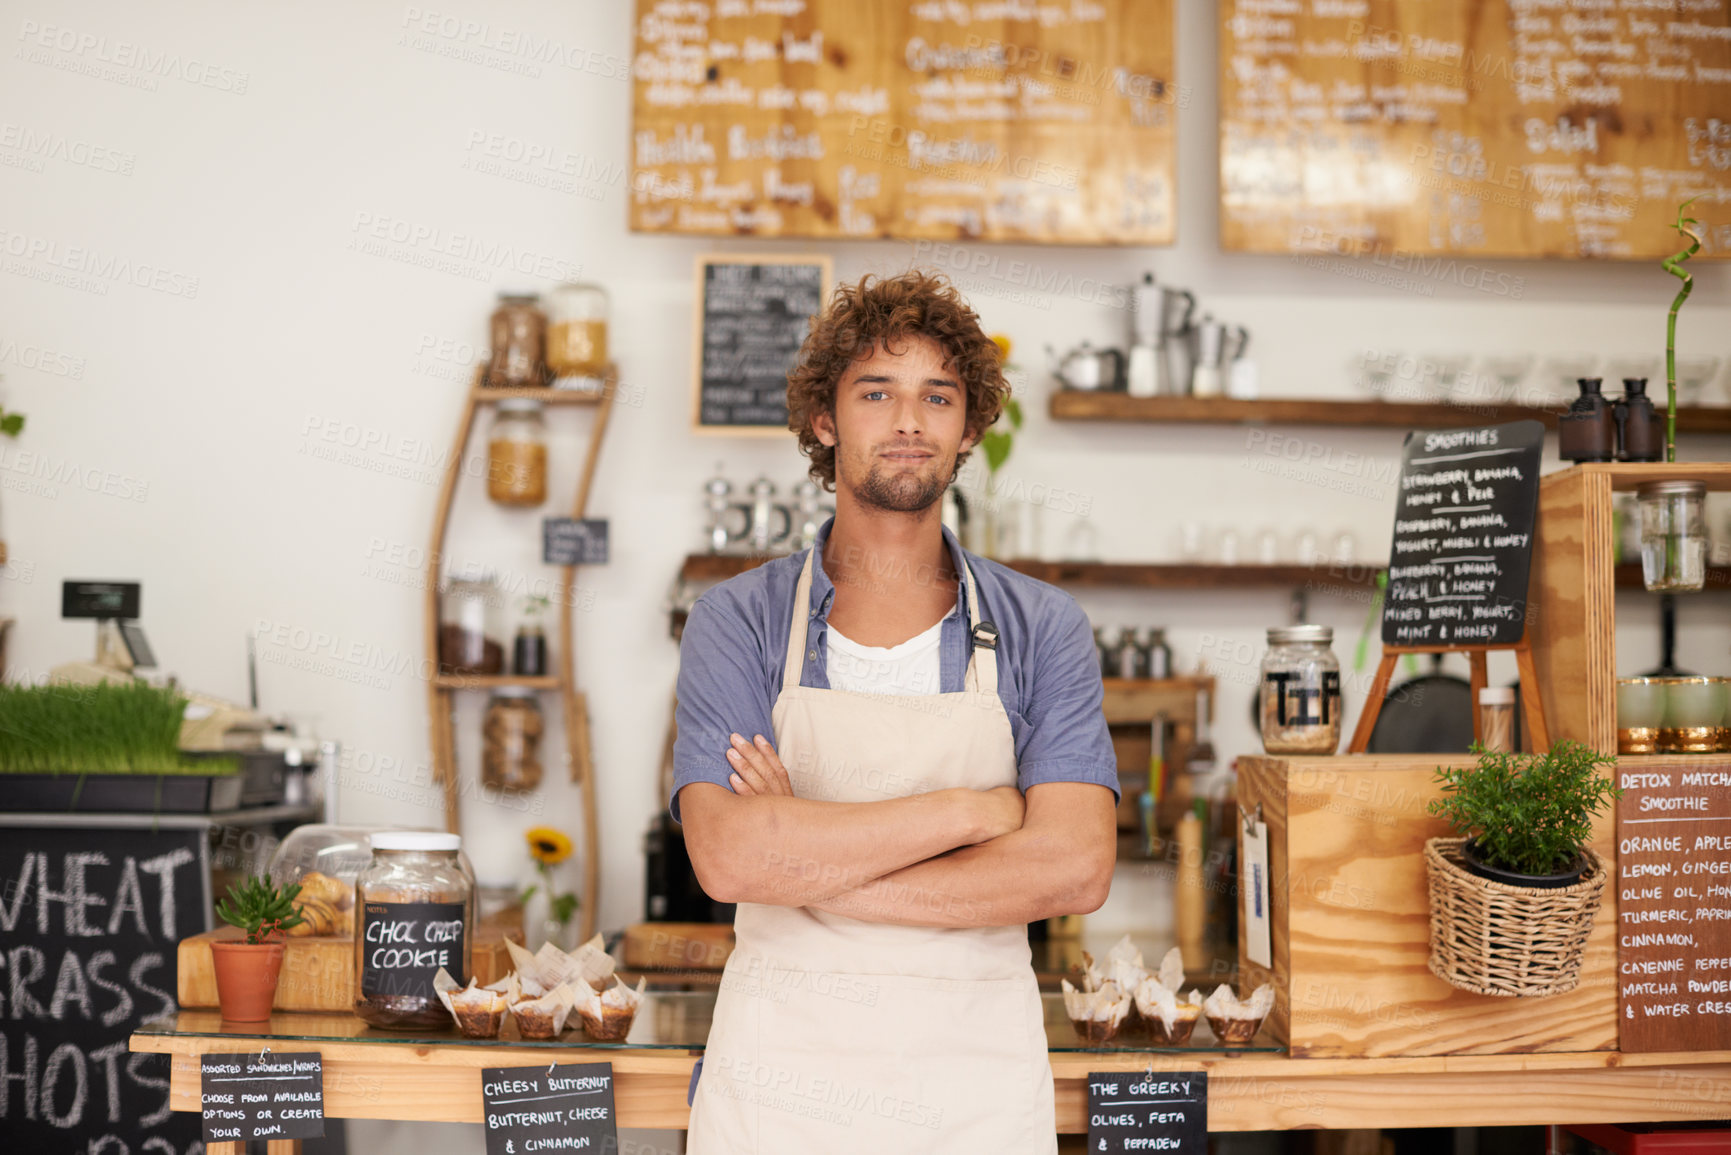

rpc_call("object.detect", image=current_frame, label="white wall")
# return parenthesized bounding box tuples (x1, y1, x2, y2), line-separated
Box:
(4, 1, 1730, 1144)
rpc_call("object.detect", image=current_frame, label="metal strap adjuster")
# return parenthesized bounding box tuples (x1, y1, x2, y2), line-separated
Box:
(971, 622, 999, 651)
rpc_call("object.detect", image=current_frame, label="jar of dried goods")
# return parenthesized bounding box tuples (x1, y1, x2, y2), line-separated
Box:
(1259, 625, 1341, 754)
(486, 399, 548, 506)
(545, 281, 609, 380)
(484, 294, 548, 389)
(354, 831, 474, 1030)
(439, 575, 504, 676)
(482, 688, 544, 791)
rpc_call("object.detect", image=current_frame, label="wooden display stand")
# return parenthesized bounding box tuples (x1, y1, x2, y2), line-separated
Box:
(424, 366, 619, 942)
(1348, 642, 1549, 753)
(1236, 753, 1618, 1058)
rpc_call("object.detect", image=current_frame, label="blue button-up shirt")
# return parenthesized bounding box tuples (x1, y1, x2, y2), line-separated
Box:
(670, 516, 1120, 822)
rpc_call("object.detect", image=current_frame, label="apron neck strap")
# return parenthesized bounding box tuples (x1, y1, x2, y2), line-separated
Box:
(782, 544, 998, 694)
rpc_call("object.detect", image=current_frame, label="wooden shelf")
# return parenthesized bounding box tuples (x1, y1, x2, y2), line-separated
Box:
(475, 387, 603, 405)
(1048, 392, 1731, 433)
(1614, 563, 1731, 590)
(682, 553, 1384, 590)
(430, 674, 563, 691)
(1100, 676, 1212, 726)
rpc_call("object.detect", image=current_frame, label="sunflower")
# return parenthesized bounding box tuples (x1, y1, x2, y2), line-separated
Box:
(526, 827, 573, 865)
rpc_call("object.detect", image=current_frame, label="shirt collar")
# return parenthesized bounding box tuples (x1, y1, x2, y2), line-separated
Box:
(806, 514, 972, 623)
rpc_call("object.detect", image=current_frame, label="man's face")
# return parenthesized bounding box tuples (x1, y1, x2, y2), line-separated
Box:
(813, 335, 975, 513)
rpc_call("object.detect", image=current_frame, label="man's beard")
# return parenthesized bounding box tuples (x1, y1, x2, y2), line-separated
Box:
(847, 446, 953, 513)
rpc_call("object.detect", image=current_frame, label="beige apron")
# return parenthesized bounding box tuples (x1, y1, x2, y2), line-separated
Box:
(686, 549, 1057, 1154)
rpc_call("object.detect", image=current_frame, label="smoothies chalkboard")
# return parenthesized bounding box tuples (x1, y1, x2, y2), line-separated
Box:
(1382, 421, 1545, 648)
(693, 254, 830, 433)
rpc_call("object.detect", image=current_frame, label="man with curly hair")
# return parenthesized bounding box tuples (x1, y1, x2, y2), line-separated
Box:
(673, 270, 1118, 1153)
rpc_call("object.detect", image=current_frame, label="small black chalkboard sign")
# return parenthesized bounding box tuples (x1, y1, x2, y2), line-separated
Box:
(201, 1051, 325, 1144)
(1382, 420, 1545, 648)
(1088, 1070, 1207, 1154)
(483, 1062, 618, 1155)
(358, 899, 467, 1000)
(693, 254, 831, 431)
(543, 517, 609, 566)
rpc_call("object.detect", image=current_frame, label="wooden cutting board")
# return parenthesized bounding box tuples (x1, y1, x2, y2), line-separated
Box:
(178, 906, 523, 1012)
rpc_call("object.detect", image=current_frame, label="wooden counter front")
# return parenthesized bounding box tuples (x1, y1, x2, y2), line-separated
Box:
(132, 1013, 1731, 1132)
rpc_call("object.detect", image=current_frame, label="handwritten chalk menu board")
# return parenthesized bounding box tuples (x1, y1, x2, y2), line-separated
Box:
(201, 1052, 325, 1144)
(1219, 1, 1731, 260)
(1617, 759, 1731, 1053)
(0, 823, 207, 1154)
(632, 0, 1176, 244)
(1088, 1070, 1207, 1155)
(483, 1062, 617, 1155)
(1382, 421, 1545, 648)
(358, 900, 467, 999)
(694, 254, 830, 432)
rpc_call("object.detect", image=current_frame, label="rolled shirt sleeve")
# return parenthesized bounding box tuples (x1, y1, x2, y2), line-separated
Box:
(670, 591, 779, 824)
(1012, 596, 1121, 802)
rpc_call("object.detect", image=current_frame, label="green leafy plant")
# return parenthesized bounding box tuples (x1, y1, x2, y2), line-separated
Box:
(215, 875, 305, 944)
(0, 681, 238, 775)
(1428, 741, 1621, 877)
(0, 406, 22, 438)
(1661, 196, 1702, 464)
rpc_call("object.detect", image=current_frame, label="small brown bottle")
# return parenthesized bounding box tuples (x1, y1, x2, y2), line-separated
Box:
(1616, 378, 1663, 462)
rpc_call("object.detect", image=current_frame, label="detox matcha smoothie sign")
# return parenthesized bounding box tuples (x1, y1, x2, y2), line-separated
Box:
(1382, 421, 1545, 649)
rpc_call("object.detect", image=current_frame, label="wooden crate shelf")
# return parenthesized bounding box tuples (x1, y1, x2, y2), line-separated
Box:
(1532, 462, 1731, 754)
(1237, 753, 1618, 1058)
(1048, 392, 1731, 432)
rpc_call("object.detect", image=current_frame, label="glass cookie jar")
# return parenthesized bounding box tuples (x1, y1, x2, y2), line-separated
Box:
(1259, 625, 1342, 755)
(354, 832, 475, 1030)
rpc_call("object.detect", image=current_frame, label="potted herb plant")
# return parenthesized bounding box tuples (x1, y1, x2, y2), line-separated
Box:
(972, 334, 1023, 559)
(211, 875, 305, 1022)
(1423, 741, 1621, 997)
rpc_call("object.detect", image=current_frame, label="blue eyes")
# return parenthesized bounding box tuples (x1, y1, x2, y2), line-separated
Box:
(863, 391, 951, 404)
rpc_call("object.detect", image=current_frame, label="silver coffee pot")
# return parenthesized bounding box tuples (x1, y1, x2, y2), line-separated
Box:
(1155, 285, 1197, 396)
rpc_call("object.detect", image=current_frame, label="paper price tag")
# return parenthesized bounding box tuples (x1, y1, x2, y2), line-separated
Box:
(1242, 818, 1272, 969)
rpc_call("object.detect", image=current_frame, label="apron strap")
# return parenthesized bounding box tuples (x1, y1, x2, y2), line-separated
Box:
(782, 550, 817, 693)
(782, 545, 999, 696)
(962, 560, 998, 696)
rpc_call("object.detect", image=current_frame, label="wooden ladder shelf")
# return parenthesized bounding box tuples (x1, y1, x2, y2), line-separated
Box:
(423, 365, 618, 943)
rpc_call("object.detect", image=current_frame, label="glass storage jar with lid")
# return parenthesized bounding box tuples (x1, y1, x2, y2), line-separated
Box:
(1637, 479, 1707, 592)
(354, 831, 475, 1030)
(545, 281, 609, 381)
(1259, 625, 1342, 754)
(482, 688, 544, 791)
(486, 399, 548, 506)
(484, 293, 548, 389)
(439, 571, 504, 676)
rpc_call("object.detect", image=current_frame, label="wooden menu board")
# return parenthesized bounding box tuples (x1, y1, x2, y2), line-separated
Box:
(1219, 1, 1731, 260)
(631, 0, 1175, 244)
(1617, 759, 1731, 1053)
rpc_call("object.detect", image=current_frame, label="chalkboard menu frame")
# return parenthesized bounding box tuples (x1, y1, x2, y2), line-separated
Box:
(692, 252, 832, 435)
(0, 822, 210, 1155)
(1616, 757, 1731, 1053)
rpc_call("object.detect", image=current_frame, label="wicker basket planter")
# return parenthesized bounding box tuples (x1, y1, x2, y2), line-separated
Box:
(1424, 837, 1607, 998)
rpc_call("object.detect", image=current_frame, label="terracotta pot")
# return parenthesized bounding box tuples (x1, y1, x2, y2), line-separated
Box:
(211, 940, 285, 1023)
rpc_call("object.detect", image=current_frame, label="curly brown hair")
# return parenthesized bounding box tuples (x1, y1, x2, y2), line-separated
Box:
(787, 270, 1009, 491)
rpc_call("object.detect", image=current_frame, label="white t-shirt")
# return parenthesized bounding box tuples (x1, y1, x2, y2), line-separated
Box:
(825, 617, 944, 697)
